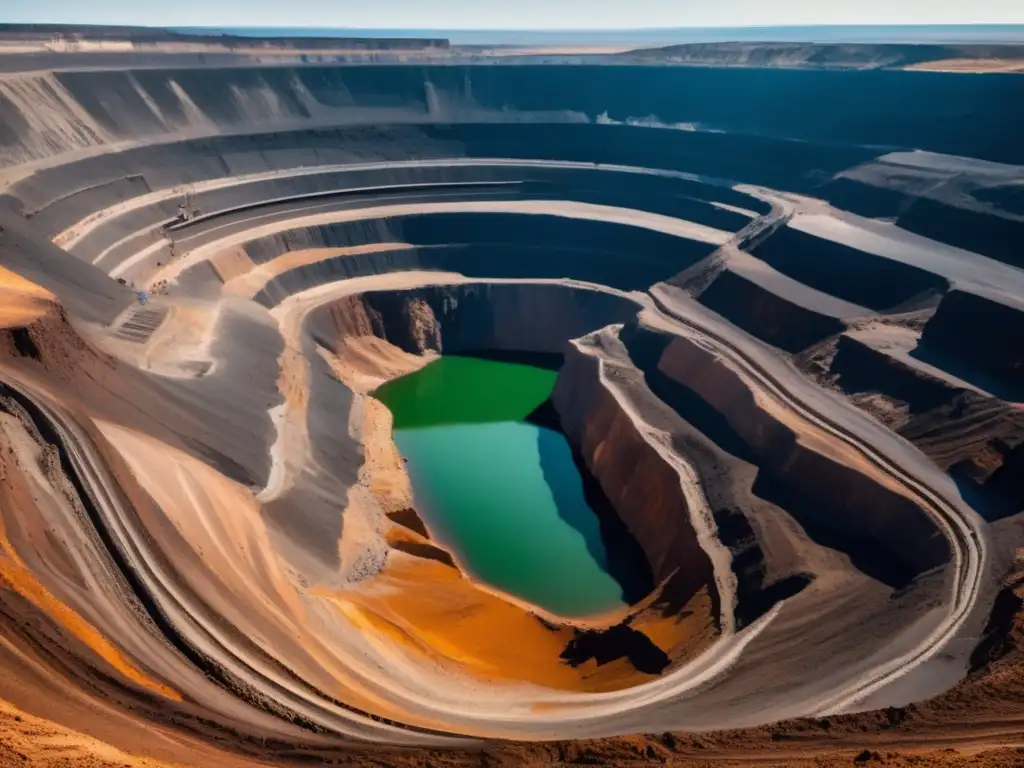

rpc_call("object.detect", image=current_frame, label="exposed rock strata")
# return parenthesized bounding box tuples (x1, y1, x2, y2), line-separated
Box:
(0, 51, 1019, 768)
(623, 319, 951, 588)
(553, 336, 718, 593)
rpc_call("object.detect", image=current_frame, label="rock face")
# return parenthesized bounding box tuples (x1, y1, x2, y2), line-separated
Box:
(308, 282, 644, 358)
(645, 324, 950, 587)
(916, 290, 1024, 400)
(2, 63, 1023, 170)
(694, 266, 848, 353)
(240, 215, 717, 304)
(750, 227, 950, 311)
(554, 340, 717, 595)
(0, 48, 1021, 767)
(0, 207, 134, 324)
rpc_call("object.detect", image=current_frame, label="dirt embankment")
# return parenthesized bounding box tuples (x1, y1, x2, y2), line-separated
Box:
(310, 294, 436, 394)
(820, 328, 1024, 522)
(916, 290, 1024, 401)
(622, 319, 950, 588)
(295, 280, 717, 690)
(693, 266, 848, 353)
(0, 208, 135, 325)
(554, 340, 716, 592)
(552, 331, 729, 661)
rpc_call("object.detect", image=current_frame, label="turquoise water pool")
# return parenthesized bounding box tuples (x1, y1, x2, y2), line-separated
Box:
(375, 356, 637, 618)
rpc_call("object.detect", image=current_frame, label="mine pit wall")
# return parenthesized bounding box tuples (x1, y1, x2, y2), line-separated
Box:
(695, 268, 847, 354)
(823, 177, 1024, 271)
(25, 160, 753, 283)
(367, 284, 646, 356)
(898, 198, 1024, 271)
(303, 281, 707, 590)
(552, 341, 718, 610)
(959, 440, 1024, 522)
(750, 227, 951, 311)
(241, 216, 713, 307)
(7, 125, 460, 225)
(306, 282, 644, 360)
(3, 65, 1024, 173)
(622, 321, 951, 588)
(830, 333, 962, 419)
(16, 147, 761, 260)
(828, 334, 1024, 480)
(5, 122, 777, 228)
(0, 206, 135, 325)
(917, 289, 1024, 401)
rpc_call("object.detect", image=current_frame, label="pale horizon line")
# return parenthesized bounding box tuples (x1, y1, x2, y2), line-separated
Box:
(7, 21, 1024, 32)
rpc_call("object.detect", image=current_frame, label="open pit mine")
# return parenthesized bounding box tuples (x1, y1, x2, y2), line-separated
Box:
(0, 50, 1023, 768)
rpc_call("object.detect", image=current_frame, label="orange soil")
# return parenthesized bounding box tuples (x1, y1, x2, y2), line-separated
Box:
(93, 420, 441, 727)
(333, 553, 717, 694)
(0, 266, 54, 327)
(324, 550, 632, 692)
(0, 560, 181, 703)
(0, 697, 181, 768)
(0, 389, 180, 702)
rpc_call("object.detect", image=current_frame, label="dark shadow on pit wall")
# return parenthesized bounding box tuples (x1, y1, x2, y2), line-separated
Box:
(458, 348, 565, 371)
(714, 505, 813, 629)
(528, 398, 655, 607)
(951, 441, 1024, 523)
(623, 323, 919, 590)
(561, 623, 670, 675)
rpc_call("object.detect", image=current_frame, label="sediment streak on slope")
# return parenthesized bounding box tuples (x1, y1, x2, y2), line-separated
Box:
(3, 146, 990, 740)
(0, 369, 467, 746)
(647, 285, 987, 715)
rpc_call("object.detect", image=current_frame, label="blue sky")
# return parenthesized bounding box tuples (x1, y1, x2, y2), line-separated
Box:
(5, 0, 1024, 29)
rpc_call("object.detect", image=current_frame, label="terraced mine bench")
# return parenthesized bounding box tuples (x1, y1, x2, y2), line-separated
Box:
(0, 56, 1021, 766)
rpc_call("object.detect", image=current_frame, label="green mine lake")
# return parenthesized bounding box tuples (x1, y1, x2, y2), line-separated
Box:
(374, 355, 646, 619)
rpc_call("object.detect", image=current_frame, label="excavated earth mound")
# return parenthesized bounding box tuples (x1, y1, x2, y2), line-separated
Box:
(0, 59, 1022, 766)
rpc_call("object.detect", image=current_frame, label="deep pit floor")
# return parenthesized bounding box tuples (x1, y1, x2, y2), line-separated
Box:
(376, 355, 647, 618)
